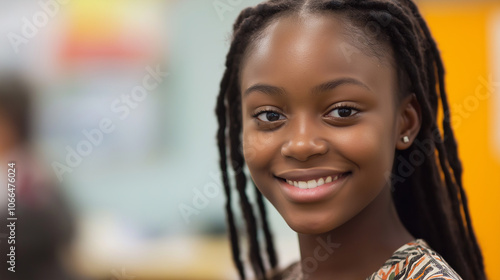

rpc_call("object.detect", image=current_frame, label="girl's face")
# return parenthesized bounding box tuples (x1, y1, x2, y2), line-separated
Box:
(240, 14, 405, 234)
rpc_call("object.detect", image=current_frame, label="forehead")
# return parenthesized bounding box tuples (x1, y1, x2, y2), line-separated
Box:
(240, 13, 396, 93)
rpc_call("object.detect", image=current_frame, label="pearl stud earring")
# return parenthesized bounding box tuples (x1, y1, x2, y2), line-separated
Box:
(403, 136, 410, 143)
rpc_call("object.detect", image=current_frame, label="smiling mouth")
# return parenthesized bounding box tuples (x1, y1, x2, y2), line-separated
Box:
(275, 172, 351, 189)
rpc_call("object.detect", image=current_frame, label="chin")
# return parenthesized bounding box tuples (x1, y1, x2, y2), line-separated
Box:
(291, 225, 330, 235)
(283, 213, 341, 235)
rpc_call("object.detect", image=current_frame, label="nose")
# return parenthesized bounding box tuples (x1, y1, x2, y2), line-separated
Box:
(281, 116, 328, 161)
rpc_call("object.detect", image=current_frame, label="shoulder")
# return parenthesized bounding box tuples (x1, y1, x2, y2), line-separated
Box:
(368, 239, 463, 280)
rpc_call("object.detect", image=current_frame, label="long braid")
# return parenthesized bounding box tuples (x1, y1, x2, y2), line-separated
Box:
(216, 0, 487, 279)
(358, 1, 485, 278)
(416, 17, 485, 273)
(402, 2, 483, 265)
(254, 184, 278, 269)
(228, 123, 266, 279)
(216, 43, 246, 279)
(403, 2, 485, 276)
(225, 29, 266, 277)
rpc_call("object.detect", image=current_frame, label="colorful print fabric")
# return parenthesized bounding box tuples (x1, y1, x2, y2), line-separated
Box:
(367, 239, 462, 280)
(276, 239, 462, 280)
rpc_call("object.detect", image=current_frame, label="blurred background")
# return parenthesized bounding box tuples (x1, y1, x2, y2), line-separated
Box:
(0, 0, 498, 279)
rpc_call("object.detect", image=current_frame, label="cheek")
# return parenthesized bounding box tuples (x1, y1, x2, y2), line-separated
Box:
(243, 130, 268, 164)
(242, 127, 279, 172)
(242, 127, 284, 199)
(336, 121, 395, 182)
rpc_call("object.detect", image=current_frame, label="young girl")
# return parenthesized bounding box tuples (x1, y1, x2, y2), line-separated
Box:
(215, 0, 486, 279)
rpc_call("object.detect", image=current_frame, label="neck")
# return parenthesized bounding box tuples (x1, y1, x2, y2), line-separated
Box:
(297, 186, 413, 280)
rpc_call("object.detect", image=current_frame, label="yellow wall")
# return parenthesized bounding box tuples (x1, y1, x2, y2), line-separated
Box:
(420, 2, 500, 279)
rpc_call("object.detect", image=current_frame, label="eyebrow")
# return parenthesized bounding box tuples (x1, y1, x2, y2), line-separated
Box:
(243, 77, 371, 97)
(243, 84, 286, 97)
(312, 78, 371, 95)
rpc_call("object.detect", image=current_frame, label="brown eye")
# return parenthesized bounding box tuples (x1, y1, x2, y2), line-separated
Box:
(328, 107, 359, 118)
(338, 108, 352, 117)
(255, 111, 285, 122)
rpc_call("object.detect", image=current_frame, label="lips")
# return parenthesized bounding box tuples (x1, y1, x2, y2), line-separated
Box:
(275, 169, 350, 188)
(282, 174, 349, 189)
(274, 168, 351, 203)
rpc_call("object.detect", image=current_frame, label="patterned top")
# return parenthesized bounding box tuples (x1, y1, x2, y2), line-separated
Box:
(274, 239, 462, 280)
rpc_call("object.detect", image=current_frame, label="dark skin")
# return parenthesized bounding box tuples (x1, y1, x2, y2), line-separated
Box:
(240, 14, 421, 280)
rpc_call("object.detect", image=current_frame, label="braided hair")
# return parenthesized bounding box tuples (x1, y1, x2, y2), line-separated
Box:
(215, 0, 486, 279)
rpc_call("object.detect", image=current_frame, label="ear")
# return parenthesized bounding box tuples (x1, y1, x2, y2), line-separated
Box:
(396, 94, 421, 150)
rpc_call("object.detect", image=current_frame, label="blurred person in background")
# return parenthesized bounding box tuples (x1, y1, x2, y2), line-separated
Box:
(0, 74, 85, 280)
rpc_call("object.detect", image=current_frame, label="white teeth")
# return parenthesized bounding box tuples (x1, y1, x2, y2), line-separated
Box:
(317, 178, 324, 185)
(307, 180, 317, 188)
(284, 174, 344, 189)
